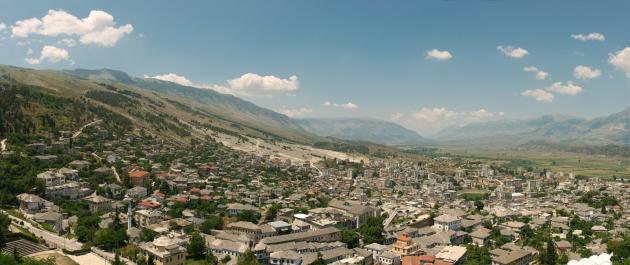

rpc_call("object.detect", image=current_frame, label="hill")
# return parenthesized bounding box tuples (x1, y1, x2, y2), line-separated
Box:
(295, 118, 427, 145)
(0, 65, 323, 146)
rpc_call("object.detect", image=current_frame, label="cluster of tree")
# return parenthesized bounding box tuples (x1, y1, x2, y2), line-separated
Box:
(341, 229, 360, 248)
(577, 191, 619, 209)
(358, 216, 386, 244)
(0, 254, 56, 265)
(463, 244, 492, 265)
(236, 210, 261, 223)
(607, 235, 630, 265)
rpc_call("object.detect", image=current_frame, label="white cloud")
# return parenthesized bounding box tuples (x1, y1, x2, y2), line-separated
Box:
(573, 65, 601, 80)
(523, 66, 549, 80)
(521, 89, 554, 102)
(26, 48, 33, 55)
(390, 112, 403, 121)
(275, 107, 313, 118)
(497, 45, 529, 58)
(0, 22, 6, 32)
(426, 49, 452, 61)
(227, 73, 299, 96)
(567, 253, 612, 265)
(571, 32, 605, 42)
(546, 81, 583, 95)
(24, 45, 71, 65)
(11, 9, 133, 47)
(409, 107, 504, 134)
(150, 72, 299, 97)
(323, 101, 358, 109)
(57, 38, 77, 47)
(151, 73, 194, 86)
(608, 47, 630, 78)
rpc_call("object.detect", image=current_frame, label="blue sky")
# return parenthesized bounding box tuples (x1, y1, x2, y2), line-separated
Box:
(1, 0, 629, 135)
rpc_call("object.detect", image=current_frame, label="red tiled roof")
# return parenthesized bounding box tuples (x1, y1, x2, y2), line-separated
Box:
(129, 170, 149, 178)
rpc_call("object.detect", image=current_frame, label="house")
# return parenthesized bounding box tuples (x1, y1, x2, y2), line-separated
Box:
(127, 186, 149, 199)
(68, 160, 91, 170)
(469, 228, 491, 247)
(16, 193, 46, 213)
(139, 236, 187, 265)
(227, 203, 259, 215)
(491, 248, 536, 265)
(85, 195, 112, 213)
(328, 199, 378, 228)
(379, 250, 401, 265)
(33, 211, 63, 234)
(432, 214, 462, 231)
(392, 233, 422, 256)
(129, 170, 150, 187)
(435, 246, 467, 264)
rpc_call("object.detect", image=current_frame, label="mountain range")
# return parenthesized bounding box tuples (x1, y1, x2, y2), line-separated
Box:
(1, 65, 627, 156)
(295, 118, 427, 145)
(433, 109, 630, 147)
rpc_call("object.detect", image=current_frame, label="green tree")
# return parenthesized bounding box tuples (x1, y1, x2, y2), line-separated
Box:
(310, 252, 326, 265)
(188, 232, 206, 259)
(201, 216, 224, 233)
(539, 239, 557, 265)
(147, 255, 155, 265)
(341, 229, 360, 248)
(359, 216, 385, 244)
(474, 201, 485, 212)
(0, 213, 12, 247)
(206, 251, 218, 265)
(236, 250, 259, 265)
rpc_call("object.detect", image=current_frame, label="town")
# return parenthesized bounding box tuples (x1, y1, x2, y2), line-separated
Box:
(0, 120, 627, 265)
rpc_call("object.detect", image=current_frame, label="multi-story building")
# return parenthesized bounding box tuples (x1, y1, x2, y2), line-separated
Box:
(139, 236, 187, 265)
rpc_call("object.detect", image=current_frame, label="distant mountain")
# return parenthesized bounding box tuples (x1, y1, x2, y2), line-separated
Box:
(0, 66, 323, 145)
(433, 109, 630, 147)
(296, 118, 427, 145)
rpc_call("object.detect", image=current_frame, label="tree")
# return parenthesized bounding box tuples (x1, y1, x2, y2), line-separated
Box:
(236, 210, 261, 223)
(147, 255, 155, 265)
(539, 239, 557, 265)
(221, 255, 232, 264)
(111, 251, 127, 265)
(206, 251, 218, 265)
(187, 232, 206, 259)
(0, 213, 11, 247)
(310, 252, 326, 265)
(475, 200, 485, 212)
(341, 229, 360, 248)
(359, 216, 385, 244)
(201, 216, 224, 233)
(236, 250, 259, 265)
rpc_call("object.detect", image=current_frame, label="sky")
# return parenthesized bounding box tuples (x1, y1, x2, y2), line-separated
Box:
(1, 0, 629, 135)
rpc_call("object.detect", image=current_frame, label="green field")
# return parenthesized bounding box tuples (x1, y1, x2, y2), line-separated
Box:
(437, 146, 630, 179)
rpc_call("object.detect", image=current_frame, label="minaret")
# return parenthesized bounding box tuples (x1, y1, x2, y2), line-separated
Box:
(127, 202, 133, 230)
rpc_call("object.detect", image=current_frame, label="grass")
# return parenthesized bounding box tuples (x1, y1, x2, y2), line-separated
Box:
(438, 146, 630, 179)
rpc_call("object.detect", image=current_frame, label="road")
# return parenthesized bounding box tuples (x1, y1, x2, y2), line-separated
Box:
(112, 166, 122, 183)
(72, 119, 102, 139)
(1, 138, 6, 152)
(3, 211, 83, 251)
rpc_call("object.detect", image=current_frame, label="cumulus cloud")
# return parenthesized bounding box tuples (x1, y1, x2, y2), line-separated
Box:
(521, 89, 554, 102)
(408, 107, 504, 134)
(426, 49, 452, 61)
(151, 73, 194, 86)
(608, 47, 630, 78)
(567, 253, 612, 265)
(497, 45, 529, 58)
(523, 66, 549, 80)
(574, 65, 601, 80)
(546, 81, 583, 95)
(11, 9, 133, 47)
(390, 112, 403, 121)
(227, 73, 299, 96)
(323, 101, 358, 109)
(57, 38, 77, 47)
(24, 45, 71, 65)
(0, 22, 6, 32)
(149, 72, 300, 97)
(275, 107, 313, 117)
(571, 32, 605, 42)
